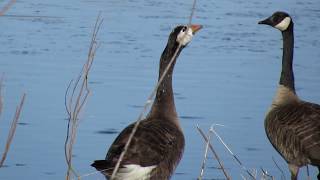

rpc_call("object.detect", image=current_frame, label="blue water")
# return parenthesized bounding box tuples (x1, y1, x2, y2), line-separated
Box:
(0, 0, 319, 179)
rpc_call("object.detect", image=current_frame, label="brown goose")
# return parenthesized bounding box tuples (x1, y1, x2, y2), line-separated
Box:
(259, 12, 320, 180)
(91, 24, 202, 180)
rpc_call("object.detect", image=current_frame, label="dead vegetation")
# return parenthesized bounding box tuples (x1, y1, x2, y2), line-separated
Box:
(0, 75, 26, 168)
(0, 0, 16, 16)
(197, 124, 281, 180)
(197, 125, 230, 180)
(64, 15, 103, 180)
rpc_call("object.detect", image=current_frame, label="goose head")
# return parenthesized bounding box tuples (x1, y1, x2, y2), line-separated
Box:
(169, 24, 202, 46)
(258, 11, 292, 31)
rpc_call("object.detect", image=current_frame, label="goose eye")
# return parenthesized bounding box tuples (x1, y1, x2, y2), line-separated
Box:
(182, 26, 187, 32)
(273, 16, 280, 23)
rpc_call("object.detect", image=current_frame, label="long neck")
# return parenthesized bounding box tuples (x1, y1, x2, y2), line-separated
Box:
(149, 42, 182, 120)
(271, 22, 298, 108)
(279, 22, 295, 92)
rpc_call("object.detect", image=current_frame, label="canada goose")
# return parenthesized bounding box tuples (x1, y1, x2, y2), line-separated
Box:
(259, 12, 320, 180)
(91, 24, 202, 180)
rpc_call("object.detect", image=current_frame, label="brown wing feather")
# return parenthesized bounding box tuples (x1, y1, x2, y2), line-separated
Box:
(93, 117, 184, 178)
(265, 101, 320, 166)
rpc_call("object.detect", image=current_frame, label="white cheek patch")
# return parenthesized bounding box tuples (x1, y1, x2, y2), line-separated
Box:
(176, 28, 193, 46)
(275, 17, 291, 31)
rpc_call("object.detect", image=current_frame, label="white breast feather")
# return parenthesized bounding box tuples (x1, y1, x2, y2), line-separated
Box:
(113, 164, 157, 180)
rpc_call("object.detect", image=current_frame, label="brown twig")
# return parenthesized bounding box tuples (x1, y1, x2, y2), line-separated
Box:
(64, 14, 103, 180)
(196, 125, 230, 180)
(188, 0, 197, 25)
(198, 125, 212, 180)
(0, 0, 16, 16)
(110, 44, 182, 179)
(0, 93, 26, 167)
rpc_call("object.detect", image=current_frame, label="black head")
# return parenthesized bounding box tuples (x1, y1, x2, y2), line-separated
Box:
(258, 11, 292, 31)
(168, 24, 202, 47)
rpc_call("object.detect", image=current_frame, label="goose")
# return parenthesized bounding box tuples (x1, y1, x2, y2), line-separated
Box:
(259, 11, 320, 180)
(91, 24, 202, 180)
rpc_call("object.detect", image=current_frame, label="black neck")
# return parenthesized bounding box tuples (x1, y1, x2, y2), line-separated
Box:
(279, 22, 295, 91)
(149, 42, 182, 119)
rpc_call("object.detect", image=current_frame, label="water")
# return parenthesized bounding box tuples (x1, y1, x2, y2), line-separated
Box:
(0, 0, 319, 179)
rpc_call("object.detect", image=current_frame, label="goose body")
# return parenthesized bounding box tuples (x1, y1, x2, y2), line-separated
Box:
(92, 119, 184, 180)
(259, 12, 320, 180)
(91, 24, 202, 180)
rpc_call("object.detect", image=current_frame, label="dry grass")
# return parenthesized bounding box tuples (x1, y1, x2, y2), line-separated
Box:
(0, 93, 26, 167)
(110, 39, 183, 180)
(197, 125, 230, 180)
(64, 15, 103, 180)
(198, 126, 211, 180)
(197, 124, 280, 180)
(0, 75, 26, 168)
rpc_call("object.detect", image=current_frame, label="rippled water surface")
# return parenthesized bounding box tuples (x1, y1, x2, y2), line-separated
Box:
(0, 0, 319, 179)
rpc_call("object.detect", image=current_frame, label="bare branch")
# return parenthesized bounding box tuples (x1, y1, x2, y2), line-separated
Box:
(198, 125, 213, 180)
(65, 80, 73, 116)
(188, 0, 197, 25)
(110, 43, 183, 179)
(0, 0, 16, 16)
(64, 14, 103, 180)
(0, 93, 26, 167)
(210, 127, 256, 179)
(196, 125, 230, 180)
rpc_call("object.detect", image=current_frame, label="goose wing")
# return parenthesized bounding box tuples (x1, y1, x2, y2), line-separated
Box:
(265, 101, 320, 165)
(92, 118, 184, 175)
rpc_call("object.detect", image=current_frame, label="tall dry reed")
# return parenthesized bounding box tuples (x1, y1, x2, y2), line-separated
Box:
(0, 75, 26, 168)
(64, 15, 103, 180)
(0, 0, 16, 16)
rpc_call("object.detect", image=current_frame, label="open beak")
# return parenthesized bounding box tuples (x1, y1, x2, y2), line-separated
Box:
(190, 24, 203, 34)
